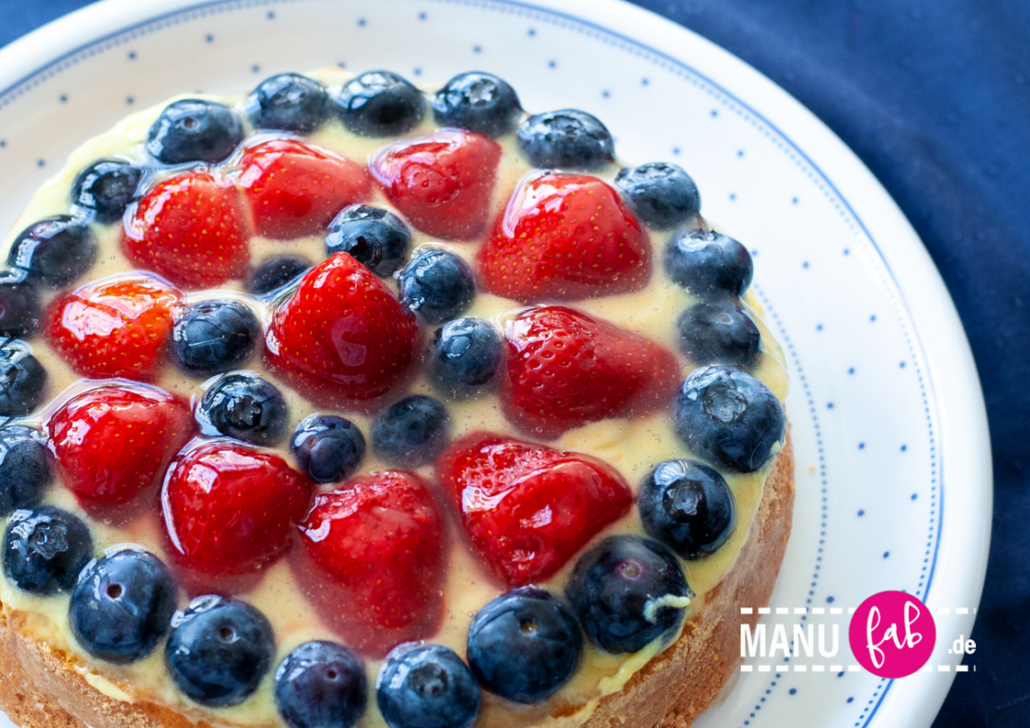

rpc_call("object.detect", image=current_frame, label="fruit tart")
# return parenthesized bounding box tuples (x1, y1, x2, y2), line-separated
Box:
(0, 67, 793, 728)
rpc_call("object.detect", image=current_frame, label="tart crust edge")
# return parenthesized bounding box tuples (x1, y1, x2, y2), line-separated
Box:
(0, 434, 794, 728)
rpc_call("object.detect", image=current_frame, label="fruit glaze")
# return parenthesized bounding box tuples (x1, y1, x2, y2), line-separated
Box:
(0, 68, 788, 728)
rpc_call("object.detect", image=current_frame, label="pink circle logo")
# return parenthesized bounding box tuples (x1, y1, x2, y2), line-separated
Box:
(848, 591, 936, 677)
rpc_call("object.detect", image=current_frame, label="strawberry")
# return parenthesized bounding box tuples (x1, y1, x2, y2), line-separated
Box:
(293, 470, 445, 656)
(237, 139, 372, 240)
(122, 169, 250, 289)
(478, 173, 651, 302)
(502, 306, 680, 438)
(162, 441, 311, 590)
(264, 252, 419, 408)
(437, 432, 632, 587)
(47, 385, 195, 516)
(370, 129, 501, 241)
(46, 273, 182, 382)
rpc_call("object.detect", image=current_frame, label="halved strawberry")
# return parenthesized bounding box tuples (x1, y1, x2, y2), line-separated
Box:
(237, 139, 371, 240)
(47, 385, 195, 516)
(478, 173, 651, 302)
(437, 432, 632, 588)
(162, 441, 312, 591)
(123, 169, 250, 289)
(503, 306, 680, 438)
(370, 129, 501, 241)
(293, 470, 445, 656)
(46, 273, 182, 382)
(264, 252, 419, 408)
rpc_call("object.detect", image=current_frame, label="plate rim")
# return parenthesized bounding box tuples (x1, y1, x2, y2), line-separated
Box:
(0, 1, 993, 726)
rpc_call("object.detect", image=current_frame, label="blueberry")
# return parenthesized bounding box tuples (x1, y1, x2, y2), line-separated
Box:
(517, 109, 614, 171)
(172, 300, 261, 375)
(2, 506, 93, 595)
(247, 255, 311, 296)
(566, 535, 692, 654)
(69, 548, 177, 664)
(467, 587, 582, 704)
(614, 162, 700, 229)
(71, 159, 144, 224)
(673, 366, 785, 473)
(431, 72, 522, 137)
(275, 641, 367, 728)
(166, 595, 274, 708)
(397, 248, 475, 324)
(0, 271, 40, 337)
(198, 372, 288, 446)
(376, 643, 480, 728)
(0, 425, 50, 516)
(0, 342, 47, 417)
(326, 205, 410, 277)
(429, 317, 502, 398)
(639, 459, 736, 559)
(291, 414, 365, 484)
(332, 71, 425, 137)
(663, 229, 753, 300)
(247, 73, 329, 134)
(7, 216, 96, 288)
(676, 301, 761, 367)
(371, 395, 449, 468)
(146, 99, 245, 165)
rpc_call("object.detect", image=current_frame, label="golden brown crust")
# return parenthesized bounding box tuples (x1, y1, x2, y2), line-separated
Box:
(0, 610, 211, 728)
(0, 440, 793, 728)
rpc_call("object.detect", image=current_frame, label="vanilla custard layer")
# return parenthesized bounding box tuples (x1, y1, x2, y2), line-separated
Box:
(0, 68, 788, 728)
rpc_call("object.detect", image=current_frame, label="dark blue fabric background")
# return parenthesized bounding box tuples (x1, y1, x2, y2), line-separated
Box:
(1, 1, 1026, 726)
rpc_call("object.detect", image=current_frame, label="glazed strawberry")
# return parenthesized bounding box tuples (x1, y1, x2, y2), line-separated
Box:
(478, 173, 651, 302)
(437, 432, 632, 587)
(265, 252, 419, 407)
(294, 470, 445, 656)
(370, 129, 501, 241)
(123, 169, 250, 289)
(237, 139, 371, 240)
(47, 385, 195, 515)
(46, 273, 182, 382)
(503, 306, 680, 438)
(162, 441, 311, 589)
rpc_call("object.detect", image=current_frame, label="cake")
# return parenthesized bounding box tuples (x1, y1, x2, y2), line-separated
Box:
(0, 67, 793, 728)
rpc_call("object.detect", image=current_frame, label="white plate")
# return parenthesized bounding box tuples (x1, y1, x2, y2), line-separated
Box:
(0, 1, 991, 727)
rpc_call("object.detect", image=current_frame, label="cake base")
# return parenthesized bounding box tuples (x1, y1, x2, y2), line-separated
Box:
(0, 438, 794, 728)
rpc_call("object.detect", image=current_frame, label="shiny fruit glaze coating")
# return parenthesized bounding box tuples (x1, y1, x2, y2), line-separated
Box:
(478, 173, 651, 302)
(48, 385, 195, 514)
(370, 129, 501, 241)
(264, 252, 420, 408)
(161, 441, 311, 590)
(294, 470, 445, 657)
(502, 306, 680, 438)
(437, 432, 633, 587)
(237, 139, 371, 240)
(46, 274, 182, 383)
(0, 66, 790, 728)
(123, 170, 251, 289)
